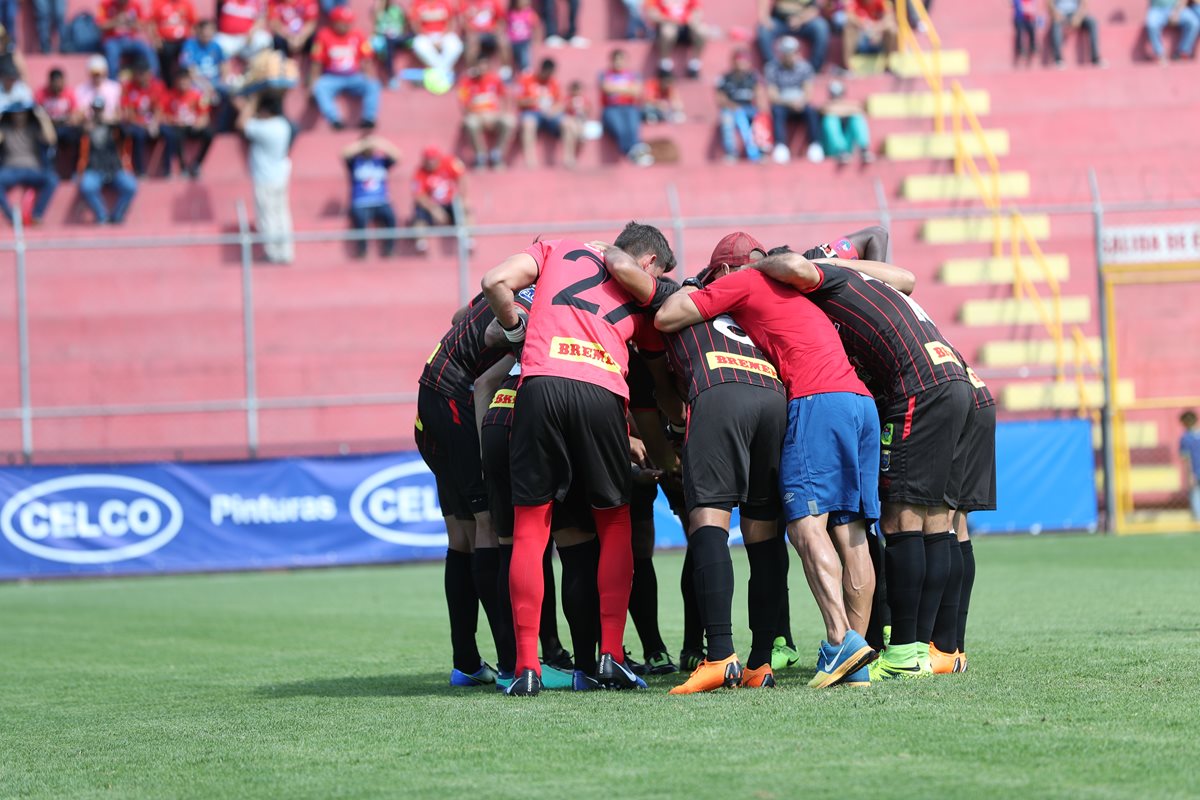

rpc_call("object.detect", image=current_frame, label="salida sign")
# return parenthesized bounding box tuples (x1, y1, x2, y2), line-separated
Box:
(1101, 223, 1200, 264)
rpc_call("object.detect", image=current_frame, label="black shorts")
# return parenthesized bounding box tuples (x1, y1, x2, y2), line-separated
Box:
(509, 376, 631, 509)
(877, 380, 974, 508)
(955, 403, 997, 512)
(682, 383, 787, 520)
(658, 21, 698, 44)
(415, 385, 487, 520)
(483, 421, 597, 535)
(631, 480, 657, 522)
(412, 202, 456, 227)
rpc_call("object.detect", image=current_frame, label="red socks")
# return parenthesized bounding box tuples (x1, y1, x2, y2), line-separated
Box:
(510, 502, 552, 674)
(593, 504, 633, 661)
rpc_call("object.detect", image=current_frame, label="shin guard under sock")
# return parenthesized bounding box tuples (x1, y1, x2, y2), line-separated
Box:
(510, 503, 553, 674)
(592, 505, 634, 661)
(916, 532, 953, 644)
(630, 556, 667, 657)
(932, 536, 963, 654)
(865, 531, 890, 650)
(680, 547, 703, 652)
(775, 528, 796, 649)
(539, 542, 562, 653)
(958, 539, 976, 652)
(471, 547, 510, 671)
(496, 544, 516, 673)
(690, 526, 735, 661)
(883, 531, 925, 645)
(445, 548, 481, 673)
(744, 536, 785, 669)
(557, 537, 600, 675)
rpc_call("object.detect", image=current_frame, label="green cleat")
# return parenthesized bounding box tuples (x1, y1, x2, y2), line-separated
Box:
(915, 642, 932, 675)
(540, 665, 575, 690)
(771, 636, 802, 671)
(644, 651, 680, 675)
(882, 625, 892, 649)
(867, 642, 929, 681)
(679, 648, 706, 672)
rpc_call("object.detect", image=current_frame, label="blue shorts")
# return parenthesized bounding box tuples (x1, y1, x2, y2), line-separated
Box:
(780, 392, 881, 525)
(521, 110, 563, 136)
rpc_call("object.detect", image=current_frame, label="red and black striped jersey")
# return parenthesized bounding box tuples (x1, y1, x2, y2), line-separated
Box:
(418, 289, 534, 401)
(804, 262, 969, 403)
(482, 372, 520, 429)
(953, 347, 996, 410)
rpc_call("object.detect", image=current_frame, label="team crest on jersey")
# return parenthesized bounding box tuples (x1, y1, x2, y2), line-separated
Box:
(881, 423, 894, 447)
(549, 337, 620, 372)
(517, 286, 536, 305)
(705, 351, 779, 379)
(924, 341, 961, 366)
(880, 449, 891, 472)
(489, 389, 517, 409)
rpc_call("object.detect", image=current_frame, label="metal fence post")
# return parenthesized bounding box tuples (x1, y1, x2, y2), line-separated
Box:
(236, 200, 260, 458)
(666, 183, 686, 278)
(454, 197, 471, 306)
(1088, 168, 1116, 533)
(873, 177, 893, 262)
(13, 209, 32, 462)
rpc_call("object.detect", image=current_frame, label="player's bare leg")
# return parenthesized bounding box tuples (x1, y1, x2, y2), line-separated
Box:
(787, 513, 850, 644)
(828, 517, 875, 637)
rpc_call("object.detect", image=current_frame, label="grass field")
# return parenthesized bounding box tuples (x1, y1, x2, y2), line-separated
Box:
(3, 533, 1200, 799)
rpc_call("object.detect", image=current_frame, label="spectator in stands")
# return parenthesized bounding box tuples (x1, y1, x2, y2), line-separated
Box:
(215, 0, 272, 61)
(0, 23, 27, 84)
(600, 48, 652, 165)
(237, 91, 293, 264)
(623, 0, 650, 40)
(74, 55, 122, 123)
(458, 52, 514, 168)
(181, 19, 231, 130)
(716, 48, 763, 163)
(152, 0, 197, 86)
(343, 133, 400, 257)
(373, 0, 408, 88)
(507, 0, 540, 74)
(121, 60, 165, 176)
(410, 0, 463, 77)
(1048, 0, 1103, 67)
(0, 101, 58, 225)
(99, 0, 161, 79)
(269, 0, 318, 58)
(0, 59, 32, 111)
(1013, 0, 1037, 66)
(1180, 409, 1200, 520)
(842, 0, 896, 70)
(35, 68, 81, 176)
(33, 0, 66, 54)
(821, 79, 872, 165)
(1146, 0, 1200, 63)
(78, 96, 138, 224)
(0, 6, 14, 50)
(540, 0, 584, 47)
(564, 77, 591, 165)
(757, 0, 831, 72)
(642, 66, 683, 123)
(310, 7, 380, 130)
(646, 0, 705, 77)
(765, 36, 820, 163)
(461, 0, 508, 71)
(160, 70, 212, 177)
(517, 57, 578, 168)
(410, 145, 466, 253)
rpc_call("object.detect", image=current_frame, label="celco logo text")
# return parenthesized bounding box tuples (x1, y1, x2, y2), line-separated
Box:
(349, 461, 448, 547)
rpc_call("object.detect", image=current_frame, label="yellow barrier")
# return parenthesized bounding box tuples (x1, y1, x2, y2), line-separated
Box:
(896, 0, 943, 133)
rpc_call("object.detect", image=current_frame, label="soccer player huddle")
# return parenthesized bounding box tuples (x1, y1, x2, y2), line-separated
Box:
(415, 221, 995, 696)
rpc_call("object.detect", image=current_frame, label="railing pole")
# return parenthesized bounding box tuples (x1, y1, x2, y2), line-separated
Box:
(454, 197, 471, 306)
(1089, 168, 1116, 533)
(872, 177, 892, 262)
(236, 200, 260, 458)
(13, 208, 32, 462)
(666, 183, 686, 279)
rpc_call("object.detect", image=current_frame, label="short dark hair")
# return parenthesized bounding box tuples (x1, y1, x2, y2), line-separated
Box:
(614, 222, 676, 273)
(539, 57, 556, 73)
(49, 68, 64, 81)
(257, 93, 285, 116)
(1183, 410, 1198, 427)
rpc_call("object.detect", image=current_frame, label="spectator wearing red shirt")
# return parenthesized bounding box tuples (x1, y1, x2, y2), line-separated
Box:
(843, 0, 896, 70)
(309, 6, 380, 130)
(645, 0, 705, 78)
(120, 60, 166, 176)
(160, 71, 212, 177)
(641, 66, 683, 123)
(151, 0, 197, 86)
(36, 68, 82, 177)
(98, 0, 162, 79)
(599, 48, 652, 165)
(410, 0, 464, 77)
(215, 0, 272, 60)
(461, 0, 508, 70)
(458, 53, 514, 168)
(517, 57, 579, 168)
(269, 0, 318, 56)
(410, 145, 468, 253)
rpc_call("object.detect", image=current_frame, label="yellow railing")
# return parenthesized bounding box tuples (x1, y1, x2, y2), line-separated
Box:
(895, 0, 944, 133)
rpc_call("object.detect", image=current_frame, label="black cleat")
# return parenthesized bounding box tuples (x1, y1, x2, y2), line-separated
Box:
(504, 668, 543, 697)
(597, 653, 648, 690)
(544, 646, 575, 672)
(624, 649, 648, 676)
(679, 647, 706, 672)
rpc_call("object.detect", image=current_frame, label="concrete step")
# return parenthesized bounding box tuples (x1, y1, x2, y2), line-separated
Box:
(922, 214, 1050, 244)
(902, 171, 1030, 202)
(1002, 379, 1133, 412)
(940, 254, 1069, 285)
(884, 129, 1010, 161)
(978, 337, 1099, 368)
(867, 89, 989, 119)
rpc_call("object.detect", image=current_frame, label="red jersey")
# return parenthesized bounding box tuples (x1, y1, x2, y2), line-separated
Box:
(162, 87, 208, 125)
(313, 27, 372, 74)
(270, 0, 317, 35)
(519, 239, 663, 401)
(516, 73, 560, 111)
(599, 69, 640, 107)
(411, 0, 457, 34)
(98, 0, 145, 40)
(850, 0, 887, 21)
(152, 0, 196, 41)
(412, 155, 465, 204)
(458, 71, 504, 113)
(218, 0, 264, 34)
(650, 0, 699, 24)
(35, 87, 77, 122)
(461, 0, 503, 33)
(689, 269, 868, 401)
(121, 79, 166, 125)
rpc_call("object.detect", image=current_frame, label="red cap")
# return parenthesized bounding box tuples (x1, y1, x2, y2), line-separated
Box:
(329, 6, 354, 23)
(707, 231, 766, 268)
(422, 146, 441, 161)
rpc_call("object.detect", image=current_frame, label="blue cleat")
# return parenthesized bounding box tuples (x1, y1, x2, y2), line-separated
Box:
(597, 652, 648, 690)
(572, 670, 601, 691)
(838, 664, 870, 687)
(450, 662, 498, 687)
(807, 631, 875, 689)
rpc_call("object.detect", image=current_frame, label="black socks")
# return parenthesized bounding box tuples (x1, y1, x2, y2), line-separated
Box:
(556, 538, 600, 675)
(932, 536, 963, 654)
(744, 533, 787, 670)
(680, 547, 704, 653)
(691, 526, 735, 661)
(883, 531, 924, 645)
(472, 547, 512, 673)
(539, 542, 562, 654)
(916, 532, 954, 644)
(445, 548, 481, 673)
(958, 538, 976, 652)
(865, 531, 890, 650)
(630, 556, 667, 658)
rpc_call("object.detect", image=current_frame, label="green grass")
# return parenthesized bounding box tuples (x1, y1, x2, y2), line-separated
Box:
(3, 534, 1200, 799)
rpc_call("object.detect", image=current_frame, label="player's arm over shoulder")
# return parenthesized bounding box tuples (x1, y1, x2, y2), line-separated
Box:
(654, 285, 703, 332)
(751, 249, 824, 292)
(481, 251, 539, 329)
(597, 243, 658, 306)
(830, 258, 916, 295)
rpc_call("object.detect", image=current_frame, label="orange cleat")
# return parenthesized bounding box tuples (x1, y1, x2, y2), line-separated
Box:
(740, 663, 776, 688)
(929, 643, 964, 675)
(668, 654, 743, 694)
